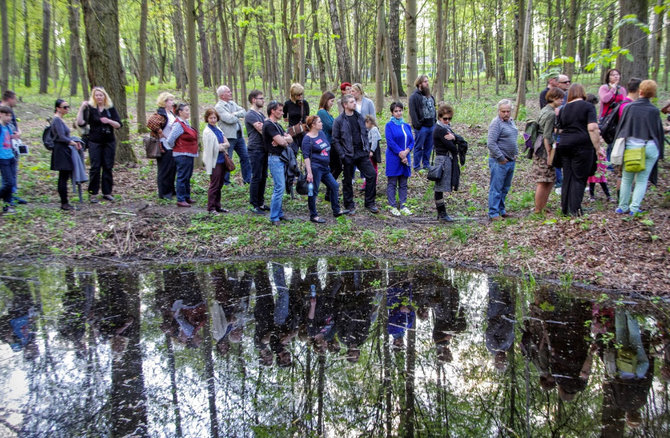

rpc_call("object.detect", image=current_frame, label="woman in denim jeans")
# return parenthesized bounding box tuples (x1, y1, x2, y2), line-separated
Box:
(614, 80, 665, 215)
(166, 104, 199, 208)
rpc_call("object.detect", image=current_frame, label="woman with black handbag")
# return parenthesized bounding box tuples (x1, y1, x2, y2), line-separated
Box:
(76, 87, 121, 203)
(147, 92, 177, 200)
(431, 104, 458, 222)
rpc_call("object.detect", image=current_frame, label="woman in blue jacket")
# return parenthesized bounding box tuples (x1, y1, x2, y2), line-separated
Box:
(385, 102, 414, 216)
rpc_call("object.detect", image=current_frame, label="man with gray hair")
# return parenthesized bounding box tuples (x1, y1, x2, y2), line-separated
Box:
(487, 99, 518, 221)
(215, 86, 251, 184)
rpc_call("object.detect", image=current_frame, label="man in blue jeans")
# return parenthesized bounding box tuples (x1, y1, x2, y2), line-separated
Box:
(262, 101, 294, 225)
(487, 100, 519, 221)
(408, 75, 437, 171)
(215, 85, 252, 185)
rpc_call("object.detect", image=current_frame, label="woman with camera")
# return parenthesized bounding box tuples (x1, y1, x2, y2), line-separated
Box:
(76, 87, 122, 203)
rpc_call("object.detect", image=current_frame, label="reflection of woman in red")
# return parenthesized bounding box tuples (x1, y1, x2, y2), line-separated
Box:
(168, 300, 208, 347)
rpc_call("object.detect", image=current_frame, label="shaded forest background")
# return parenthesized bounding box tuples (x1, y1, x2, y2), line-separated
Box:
(0, 0, 667, 163)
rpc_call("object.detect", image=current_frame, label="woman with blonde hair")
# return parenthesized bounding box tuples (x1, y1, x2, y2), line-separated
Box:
(147, 92, 177, 199)
(202, 108, 230, 214)
(351, 83, 376, 118)
(283, 83, 310, 197)
(76, 86, 122, 203)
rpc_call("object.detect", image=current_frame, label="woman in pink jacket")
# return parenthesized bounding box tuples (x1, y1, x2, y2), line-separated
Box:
(598, 68, 627, 120)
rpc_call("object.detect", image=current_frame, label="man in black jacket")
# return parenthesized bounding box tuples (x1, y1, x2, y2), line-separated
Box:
(332, 95, 379, 213)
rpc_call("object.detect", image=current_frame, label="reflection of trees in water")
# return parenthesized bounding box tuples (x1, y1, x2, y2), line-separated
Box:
(4, 261, 670, 437)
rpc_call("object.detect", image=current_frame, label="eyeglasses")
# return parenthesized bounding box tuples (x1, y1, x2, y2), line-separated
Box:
(60, 105, 70, 109)
(442, 117, 452, 121)
(256, 97, 265, 100)
(559, 81, 571, 84)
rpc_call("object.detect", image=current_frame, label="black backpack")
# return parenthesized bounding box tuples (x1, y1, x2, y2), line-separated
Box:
(598, 102, 621, 144)
(42, 119, 55, 151)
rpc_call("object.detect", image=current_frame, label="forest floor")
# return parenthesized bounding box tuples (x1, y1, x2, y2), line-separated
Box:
(2, 85, 670, 296)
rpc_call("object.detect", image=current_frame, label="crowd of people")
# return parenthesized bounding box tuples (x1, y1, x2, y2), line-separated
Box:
(0, 71, 666, 221)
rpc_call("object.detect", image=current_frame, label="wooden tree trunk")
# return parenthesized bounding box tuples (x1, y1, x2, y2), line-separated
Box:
(137, 0, 148, 132)
(67, 0, 79, 96)
(0, 0, 9, 92)
(563, 0, 577, 78)
(600, 9, 615, 82)
(405, 0, 417, 91)
(327, 0, 352, 82)
(299, 0, 305, 84)
(39, 0, 50, 93)
(171, 0, 188, 91)
(402, 319, 417, 437)
(388, 0, 405, 96)
(513, 0, 523, 85)
(196, 0, 211, 88)
(22, 0, 30, 87)
(311, 0, 327, 90)
(81, 0, 135, 163)
(650, 0, 663, 81)
(514, 0, 532, 120)
(617, 0, 649, 80)
(185, 0, 199, 139)
(433, 0, 446, 102)
(495, 0, 506, 88)
(665, 15, 670, 90)
(375, 0, 385, 109)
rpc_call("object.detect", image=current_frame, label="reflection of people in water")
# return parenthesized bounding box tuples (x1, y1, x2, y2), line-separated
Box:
(336, 268, 378, 363)
(521, 288, 555, 390)
(158, 268, 207, 349)
(253, 263, 295, 367)
(387, 272, 415, 351)
(0, 275, 38, 359)
(432, 280, 466, 364)
(95, 270, 139, 357)
(485, 277, 515, 371)
(307, 266, 341, 355)
(211, 267, 252, 356)
(57, 269, 95, 358)
(597, 309, 654, 433)
(541, 290, 594, 402)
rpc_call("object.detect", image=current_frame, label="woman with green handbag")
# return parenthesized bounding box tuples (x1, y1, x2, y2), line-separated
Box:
(614, 80, 665, 215)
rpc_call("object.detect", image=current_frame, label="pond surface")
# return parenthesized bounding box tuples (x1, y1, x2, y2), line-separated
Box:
(1, 258, 669, 437)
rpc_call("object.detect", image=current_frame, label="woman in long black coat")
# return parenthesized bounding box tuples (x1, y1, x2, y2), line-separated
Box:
(50, 99, 82, 210)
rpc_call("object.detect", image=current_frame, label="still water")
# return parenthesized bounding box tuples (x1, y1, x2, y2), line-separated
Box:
(0, 258, 668, 437)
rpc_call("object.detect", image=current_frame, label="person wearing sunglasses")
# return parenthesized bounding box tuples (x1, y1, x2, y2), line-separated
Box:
(49, 99, 83, 211)
(431, 104, 459, 222)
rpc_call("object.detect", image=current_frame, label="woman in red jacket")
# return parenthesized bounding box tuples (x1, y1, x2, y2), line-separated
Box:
(166, 104, 199, 207)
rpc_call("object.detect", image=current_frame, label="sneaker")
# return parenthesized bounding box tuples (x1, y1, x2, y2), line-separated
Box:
(251, 206, 266, 215)
(389, 207, 401, 216)
(438, 214, 454, 222)
(615, 207, 628, 214)
(366, 205, 380, 214)
(400, 206, 412, 216)
(102, 194, 114, 202)
(60, 203, 77, 211)
(3, 205, 16, 214)
(12, 196, 28, 205)
(176, 201, 191, 208)
(90, 196, 99, 204)
(630, 209, 646, 216)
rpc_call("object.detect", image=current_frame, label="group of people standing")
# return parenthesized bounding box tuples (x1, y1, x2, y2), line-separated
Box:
(488, 69, 665, 219)
(142, 75, 464, 224)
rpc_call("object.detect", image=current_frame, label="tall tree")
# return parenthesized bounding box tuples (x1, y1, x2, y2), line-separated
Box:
(185, 0, 199, 143)
(0, 0, 8, 92)
(650, 0, 663, 81)
(388, 0, 405, 96)
(81, 0, 135, 163)
(514, 0, 532, 120)
(196, 0, 211, 88)
(311, 0, 327, 91)
(172, 0, 188, 90)
(563, 0, 578, 78)
(22, 0, 30, 87)
(405, 0, 417, 91)
(137, 0, 148, 132)
(433, 0, 447, 102)
(39, 0, 50, 93)
(67, 0, 87, 97)
(617, 0, 649, 80)
(327, 0, 353, 82)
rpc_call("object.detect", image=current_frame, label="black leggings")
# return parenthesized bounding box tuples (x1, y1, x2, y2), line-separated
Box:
(58, 170, 71, 204)
(589, 182, 610, 199)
